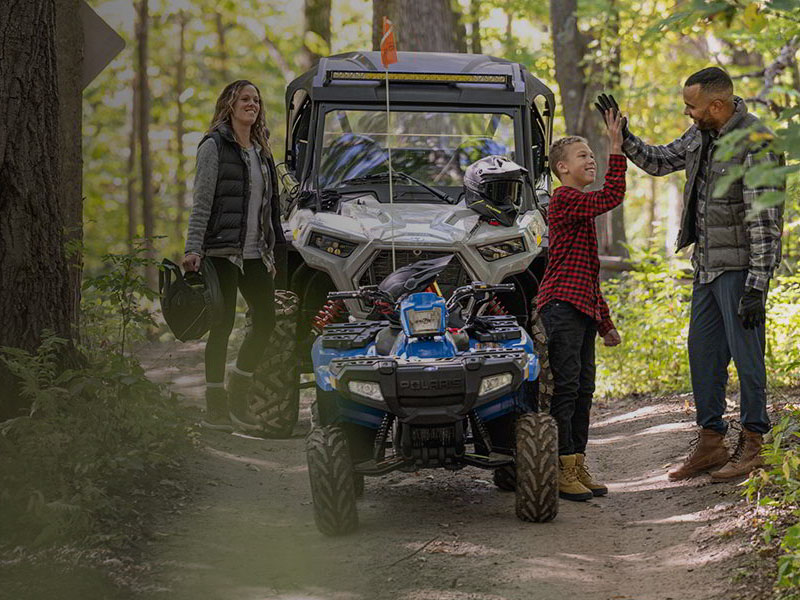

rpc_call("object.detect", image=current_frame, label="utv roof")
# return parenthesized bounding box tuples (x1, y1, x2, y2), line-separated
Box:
(285, 51, 554, 110)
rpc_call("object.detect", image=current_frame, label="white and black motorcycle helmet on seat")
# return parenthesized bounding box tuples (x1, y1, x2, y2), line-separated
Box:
(463, 155, 527, 227)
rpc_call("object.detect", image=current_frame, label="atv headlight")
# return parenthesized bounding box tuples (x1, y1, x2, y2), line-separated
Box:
(348, 380, 384, 401)
(309, 233, 357, 257)
(478, 372, 513, 397)
(405, 307, 444, 336)
(477, 237, 525, 262)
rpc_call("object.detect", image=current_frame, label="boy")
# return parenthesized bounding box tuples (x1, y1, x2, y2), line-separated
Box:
(537, 110, 625, 501)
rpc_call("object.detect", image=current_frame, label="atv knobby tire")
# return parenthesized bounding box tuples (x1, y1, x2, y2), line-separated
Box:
(306, 425, 359, 536)
(529, 307, 554, 413)
(252, 290, 300, 438)
(515, 412, 559, 522)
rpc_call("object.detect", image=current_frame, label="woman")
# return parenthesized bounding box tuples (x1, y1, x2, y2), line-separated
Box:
(183, 80, 285, 432)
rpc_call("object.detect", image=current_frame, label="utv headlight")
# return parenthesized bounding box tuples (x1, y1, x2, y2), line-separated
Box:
(348, 380, 384, 401)
(478, 372, 513, 397)
(406, 307, 444, 336)
(477, 237, 526, 262)
(309, 233, 357, 257)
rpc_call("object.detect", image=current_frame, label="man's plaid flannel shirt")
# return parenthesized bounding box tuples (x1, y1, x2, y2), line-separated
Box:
(536, 154, 627, 336)
(622, 97, 783, 292)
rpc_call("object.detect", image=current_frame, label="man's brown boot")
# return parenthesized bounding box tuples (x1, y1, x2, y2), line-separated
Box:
(576, 453, 608, 497)
(711, 429, 764, 481)
(668, 428, 729, 481)
(559, 454, 593, 501)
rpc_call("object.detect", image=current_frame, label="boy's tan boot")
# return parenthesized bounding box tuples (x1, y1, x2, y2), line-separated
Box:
(711, 429, 764, 481)
(668, 428, 728, 481)
(227, 368, 262, 433)
(576, 453, 608, 497)
(559, 454, 593, 501)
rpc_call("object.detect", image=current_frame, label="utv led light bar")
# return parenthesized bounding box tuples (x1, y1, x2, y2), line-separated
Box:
(326, 71, 513, 88)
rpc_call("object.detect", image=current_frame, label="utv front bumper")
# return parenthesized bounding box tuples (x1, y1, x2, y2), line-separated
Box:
(329, 349, 535, 425)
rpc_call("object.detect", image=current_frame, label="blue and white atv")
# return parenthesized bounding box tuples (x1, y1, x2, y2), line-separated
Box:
(306, 256, 558, 536)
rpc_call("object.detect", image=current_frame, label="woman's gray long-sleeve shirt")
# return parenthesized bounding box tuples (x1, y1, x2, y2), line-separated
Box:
(184, 137, 274, 272)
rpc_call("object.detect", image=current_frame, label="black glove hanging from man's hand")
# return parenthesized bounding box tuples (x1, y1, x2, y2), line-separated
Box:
(595, 93, 629, 137)
(738, 288, 766, 329)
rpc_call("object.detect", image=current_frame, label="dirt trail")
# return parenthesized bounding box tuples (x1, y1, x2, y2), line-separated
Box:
(136, 341, 748, 600)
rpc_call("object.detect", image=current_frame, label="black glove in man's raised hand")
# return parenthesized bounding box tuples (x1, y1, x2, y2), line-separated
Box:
(738, 288, 766, 329)
(595, 93, 629, 136)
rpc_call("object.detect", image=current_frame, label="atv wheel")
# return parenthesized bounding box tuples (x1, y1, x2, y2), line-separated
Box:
(353, 473, 365, 498)
(515, 413, 559, 522)
(306, 425, 359, 536)
(529, 307, 554, 413)
(252, 290, 300, 438)
(493, 465, 516, 491)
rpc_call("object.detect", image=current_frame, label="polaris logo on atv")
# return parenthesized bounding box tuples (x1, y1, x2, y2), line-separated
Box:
(399, 378, 462, 392)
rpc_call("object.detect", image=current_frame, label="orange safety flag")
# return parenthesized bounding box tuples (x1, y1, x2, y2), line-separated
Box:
(380, 17, 398, 68)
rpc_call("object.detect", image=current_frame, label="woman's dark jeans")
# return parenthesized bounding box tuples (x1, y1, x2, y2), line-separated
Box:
(539, 300, 597, 456)
(205, 257, 275, 384)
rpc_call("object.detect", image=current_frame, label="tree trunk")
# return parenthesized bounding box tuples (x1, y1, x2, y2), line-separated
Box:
(647, 177, 658, 242)
(55, 0, 83, 335)
(136, 0, 156, 288)
(175, 10, 188, 257)
(505, 10, 513, 56)
(372, 0, 463, 52)
(550, 0, 627, 257)
(302, 0, 332, 70)
(215, 12, 228, 83)
(469, 0, 481, 54)
(127, 73, 139, 253)
(0, 0, 74, 402)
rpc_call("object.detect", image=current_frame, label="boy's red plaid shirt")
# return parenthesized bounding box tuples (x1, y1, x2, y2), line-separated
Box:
(536, 154, 627, 336)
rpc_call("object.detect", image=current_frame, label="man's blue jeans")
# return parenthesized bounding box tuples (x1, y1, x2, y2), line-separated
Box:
(688, 270, 769, 435)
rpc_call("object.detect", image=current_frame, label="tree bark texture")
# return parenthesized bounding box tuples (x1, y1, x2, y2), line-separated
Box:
(372, 0, 464, 53)
(55, 0, 83, 335)
(303, 0, 332, 70)
(136, 0, 157, 288)
(550, 0, 626, 257)
(0, 0, 74, 390)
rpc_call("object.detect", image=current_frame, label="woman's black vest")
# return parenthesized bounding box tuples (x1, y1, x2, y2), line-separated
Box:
(202, 127, 250, 250)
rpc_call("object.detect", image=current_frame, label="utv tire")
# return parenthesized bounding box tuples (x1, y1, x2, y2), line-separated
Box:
(306, 425, 359, 536)
(493, 465, 516, 491)
(515, 413, 559, 523)
(252, 290, 300, 438)
(529, 308, 554, 413)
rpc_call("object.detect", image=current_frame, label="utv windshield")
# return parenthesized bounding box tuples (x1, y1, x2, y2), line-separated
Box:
(317, 109, 516, 193)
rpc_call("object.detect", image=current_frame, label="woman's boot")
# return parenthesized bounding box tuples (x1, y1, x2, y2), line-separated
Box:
(201, 384, 234, 432)
(227, 368, 262, 433)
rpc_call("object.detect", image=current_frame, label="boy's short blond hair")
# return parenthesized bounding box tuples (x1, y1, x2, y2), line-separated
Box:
(549, 136, 588, 180)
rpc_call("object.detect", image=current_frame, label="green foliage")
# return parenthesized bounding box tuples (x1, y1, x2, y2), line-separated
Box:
(596, 245, 692, 397)
(81, 240, 161, 359)
(596, 248, 800, 397)
(0, 247, 191, 549)
(0, 338, 191, 548)
(743, 408, 800, 594)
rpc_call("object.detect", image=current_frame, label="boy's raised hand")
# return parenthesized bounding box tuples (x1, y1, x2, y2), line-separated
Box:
(606, 109, 623, 155)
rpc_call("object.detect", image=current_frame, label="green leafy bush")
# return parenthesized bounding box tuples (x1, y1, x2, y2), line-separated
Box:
(0, 245, 192, 549)
(597, 248, 800, 397)
(744, 408, 800, 595)
(596, 246, 693, 397)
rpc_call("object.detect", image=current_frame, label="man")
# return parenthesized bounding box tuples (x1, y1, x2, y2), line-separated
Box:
(596, 67, 784, 481)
